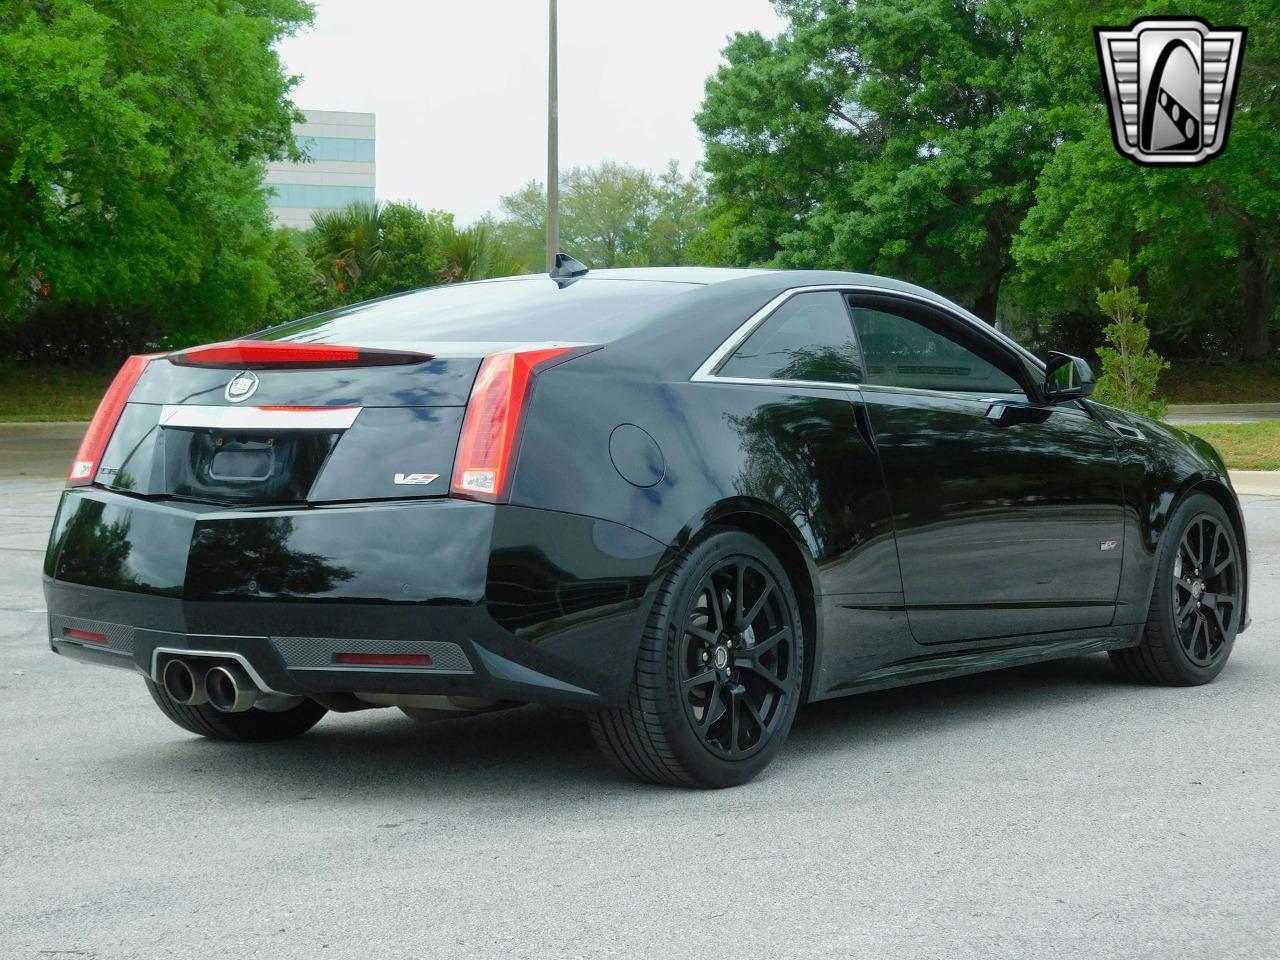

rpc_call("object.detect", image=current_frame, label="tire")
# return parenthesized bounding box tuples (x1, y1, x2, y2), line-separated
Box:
(1111, 491, 1243, 686)
(588, 528, 805, 788)
(146, 679, 328, 742)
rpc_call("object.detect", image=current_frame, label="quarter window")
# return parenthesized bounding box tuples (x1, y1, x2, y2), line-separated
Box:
(717, 292, 863, 384)
(849, 300, 1024, 395)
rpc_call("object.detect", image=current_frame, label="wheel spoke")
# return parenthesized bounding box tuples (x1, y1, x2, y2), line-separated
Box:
(705, 585, 725, 637)
(1186, 521, 1204, 569)
(1188, 614, 1207, 659)
(697, 680, 725, 734)
(742, 694, 768, 738)
(732, 563, 746, 630)
(728, 684, 742, 751)
(749, 660, 788, 694)
(682, 669, 716, 693)
(1205, 548, 1234, 579)
(686, 623, 718, 646)
(742, 580, 774, 631)
(1201, 593, 1233, 638)
(1174, 592, 1197, 624)
(745, 625, 789, 660)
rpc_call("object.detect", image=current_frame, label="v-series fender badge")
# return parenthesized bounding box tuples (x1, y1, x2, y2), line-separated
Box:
(394, 473, 440, 485)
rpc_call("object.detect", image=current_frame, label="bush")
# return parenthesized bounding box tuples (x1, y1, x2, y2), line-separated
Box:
(1094, 260, 1169, 420)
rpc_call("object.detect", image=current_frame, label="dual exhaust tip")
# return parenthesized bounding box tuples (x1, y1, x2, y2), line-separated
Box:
(161, 659, 260, 713)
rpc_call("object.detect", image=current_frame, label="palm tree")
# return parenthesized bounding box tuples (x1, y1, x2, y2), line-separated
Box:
(309, 201, 386, 299)
(438, 220, 526, 283)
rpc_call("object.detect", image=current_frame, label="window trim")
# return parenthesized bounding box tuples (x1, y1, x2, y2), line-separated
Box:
(692, 285, 1045, 396)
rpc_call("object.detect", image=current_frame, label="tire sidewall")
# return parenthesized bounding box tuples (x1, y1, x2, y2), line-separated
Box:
(652, 530, 805, 788)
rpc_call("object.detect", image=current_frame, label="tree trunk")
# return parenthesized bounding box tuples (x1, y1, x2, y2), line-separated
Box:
(972, 281, 1000, 326)
(1240, 246, 1275, 361)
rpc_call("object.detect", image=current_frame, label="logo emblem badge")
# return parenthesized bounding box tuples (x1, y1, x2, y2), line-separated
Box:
(394, 473, 440, 485)
(224, 371, 260, 403)
(1095, 18, 1246, 166)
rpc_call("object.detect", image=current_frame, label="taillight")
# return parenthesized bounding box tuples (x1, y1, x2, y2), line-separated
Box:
(68, 354, 157, 486)
(450, 346, 579, 502)
(168, 340, 433, 368)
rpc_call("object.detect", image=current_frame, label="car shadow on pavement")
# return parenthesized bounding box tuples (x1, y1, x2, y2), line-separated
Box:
(106, 652, 1161, 798)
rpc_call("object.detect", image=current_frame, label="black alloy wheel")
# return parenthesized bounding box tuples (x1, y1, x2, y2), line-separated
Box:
(1171, 513, 1240, 667)
(1112, 492, 1243, 686)
(678, 557, 797, 761)
(589, 529, 805, 788)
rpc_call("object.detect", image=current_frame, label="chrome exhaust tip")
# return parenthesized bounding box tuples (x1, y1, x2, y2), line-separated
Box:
(161, 658, 207, 706)
(204, 664, 261, 713)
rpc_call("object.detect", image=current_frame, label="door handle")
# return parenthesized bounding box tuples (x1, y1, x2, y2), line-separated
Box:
(985, 402, 1007, 421)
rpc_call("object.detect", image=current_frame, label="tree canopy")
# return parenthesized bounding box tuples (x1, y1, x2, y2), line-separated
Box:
(496, 161, 719, 272)
(697, 0, 1280, 359)
(0, 0, 314, 349)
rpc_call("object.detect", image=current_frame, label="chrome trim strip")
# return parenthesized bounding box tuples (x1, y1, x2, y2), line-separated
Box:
(149, 646, 287, 696)
(690, 283, 1045, 387)
(158, 404, 361, 431)
(696, 375, 862, 391)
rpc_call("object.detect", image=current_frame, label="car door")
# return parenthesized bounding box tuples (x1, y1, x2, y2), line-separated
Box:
(847, 292, 1126, 645)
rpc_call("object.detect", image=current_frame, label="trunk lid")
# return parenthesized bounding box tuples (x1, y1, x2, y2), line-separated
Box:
(97, 355, 482, 505)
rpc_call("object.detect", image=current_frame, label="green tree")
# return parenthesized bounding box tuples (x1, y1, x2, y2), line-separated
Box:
(496, 181, 549, 273)
(496, 161, 716, 271)
(1094, 260, 1169, 421)
(0, 0, 314, 351)
(309, 200, 386, 302)
(560, 161, 657, 268)
(354, 202, 457, 299)
(261, 227, 325, 326)
(1012, 0, 1280, 361)
(437, 219, 526, 283)
(697, 0, 1057, 321)
(698, 0, 1280, 349)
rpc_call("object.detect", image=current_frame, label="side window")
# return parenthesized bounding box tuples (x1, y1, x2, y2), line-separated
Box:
(718, 292, 863, 384)
(849, 299, 1025, 395)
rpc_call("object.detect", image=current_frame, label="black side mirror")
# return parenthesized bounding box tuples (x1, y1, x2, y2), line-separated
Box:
(1044, 351, 1097, 403)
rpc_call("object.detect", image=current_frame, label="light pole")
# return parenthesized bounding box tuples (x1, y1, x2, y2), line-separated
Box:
(545, 0, 560, 268)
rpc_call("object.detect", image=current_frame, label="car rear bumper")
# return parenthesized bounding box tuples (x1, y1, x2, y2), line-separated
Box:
(44, 488, 668, 708)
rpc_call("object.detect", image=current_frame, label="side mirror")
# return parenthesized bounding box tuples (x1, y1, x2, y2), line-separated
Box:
(1044, 351, 1097, 403)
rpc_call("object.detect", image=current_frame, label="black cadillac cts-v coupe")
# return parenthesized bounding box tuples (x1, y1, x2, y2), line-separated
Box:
(44, 263, 1248, 787)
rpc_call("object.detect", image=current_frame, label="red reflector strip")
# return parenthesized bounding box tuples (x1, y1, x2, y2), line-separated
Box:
(69, 354, 158, 486)
(335, 653, 434, 667)
(64, 627, 109, 644)
(168, 340, 433, 368)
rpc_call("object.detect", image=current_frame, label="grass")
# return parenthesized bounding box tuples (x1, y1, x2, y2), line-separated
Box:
(1181, 421, 1280, 471)
(1160, 360, 1280, 404)
(0, 364, 113, 422)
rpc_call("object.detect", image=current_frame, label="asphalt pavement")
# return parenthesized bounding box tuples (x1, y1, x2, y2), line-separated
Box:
(1, 437, 1277, 959)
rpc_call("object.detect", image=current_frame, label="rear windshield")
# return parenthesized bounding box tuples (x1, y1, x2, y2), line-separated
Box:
(259, 276, 695, 344)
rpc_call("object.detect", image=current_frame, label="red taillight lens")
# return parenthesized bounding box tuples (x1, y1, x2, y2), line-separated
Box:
(68, 354, 156, 486)
(168, 340, 433, 368)
(450, 347, 578, 502)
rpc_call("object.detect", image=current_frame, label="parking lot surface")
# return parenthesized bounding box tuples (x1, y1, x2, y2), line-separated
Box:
(2, 457, 1277, 958)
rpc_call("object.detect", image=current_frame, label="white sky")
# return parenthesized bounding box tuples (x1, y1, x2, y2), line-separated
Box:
(275, 0, 787, 224)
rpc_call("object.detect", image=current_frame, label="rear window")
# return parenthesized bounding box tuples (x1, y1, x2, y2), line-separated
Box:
(260, 276, 694, 344)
